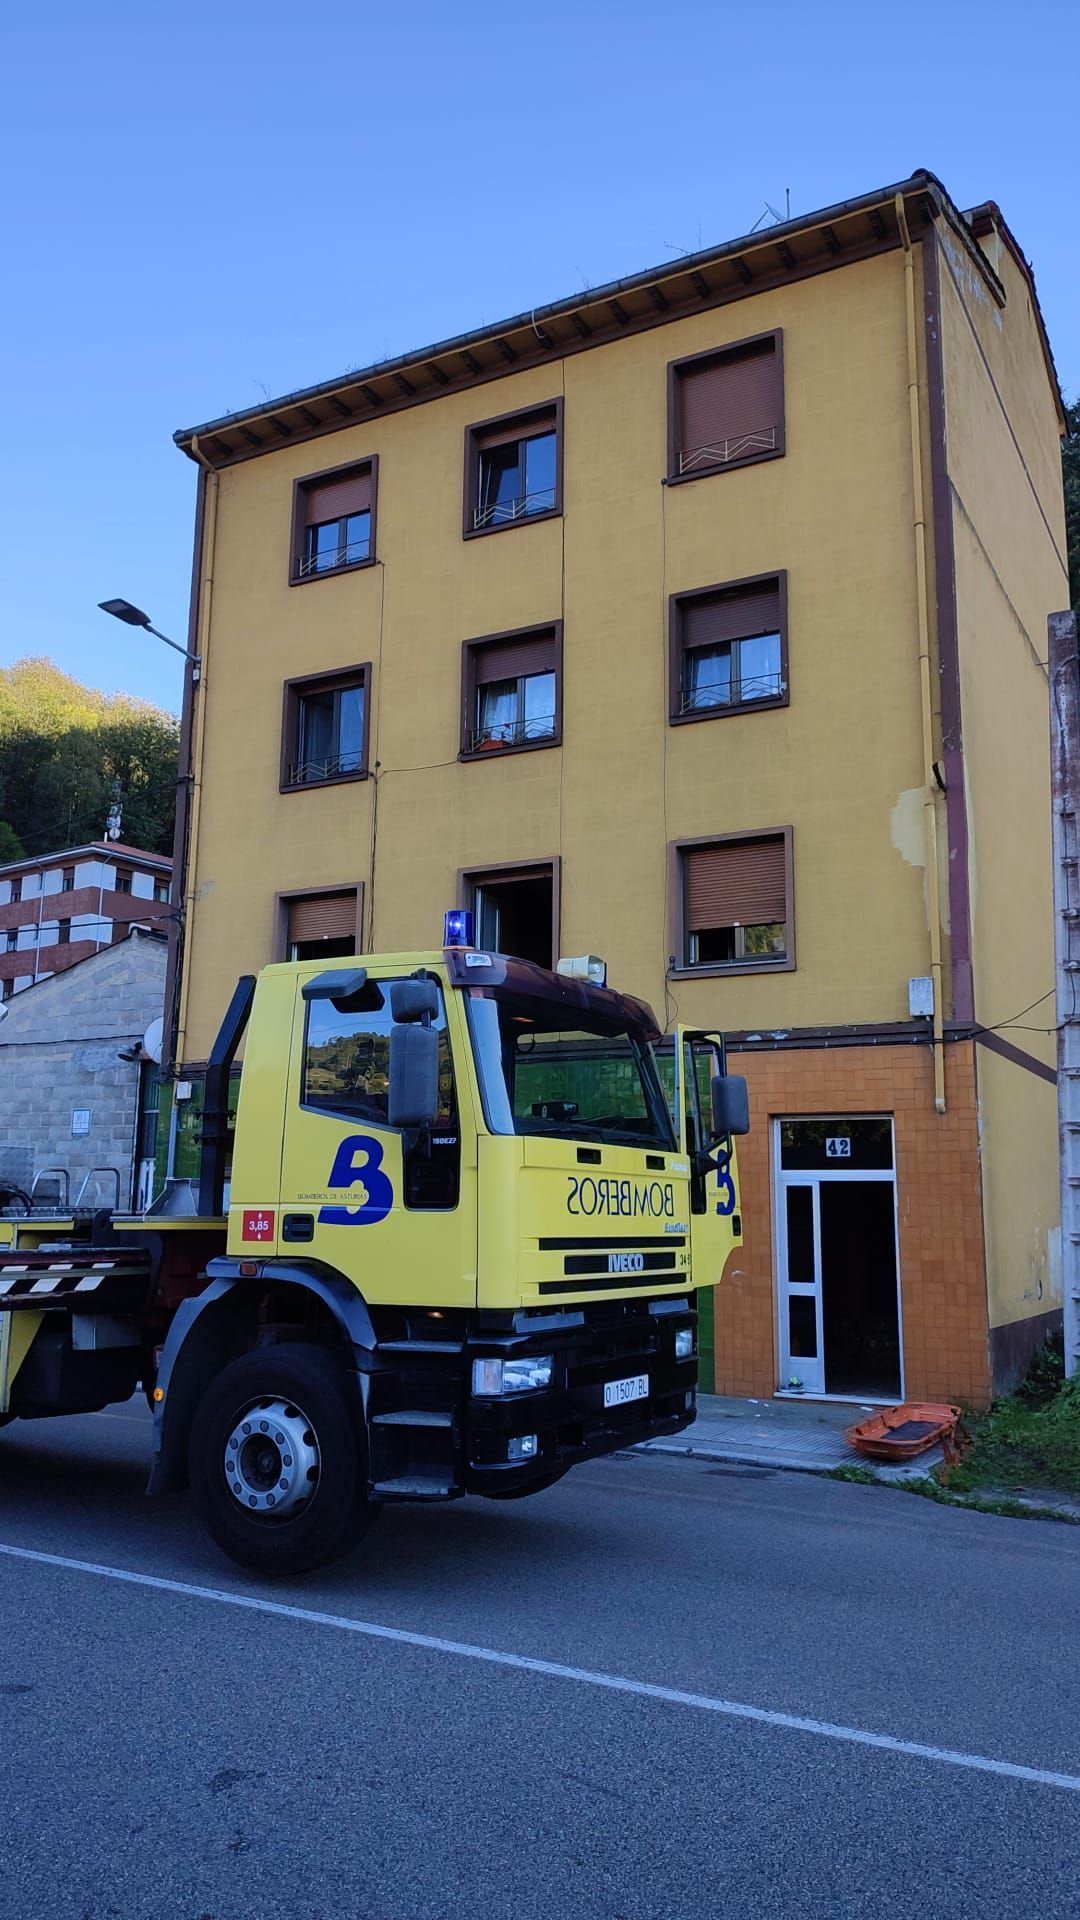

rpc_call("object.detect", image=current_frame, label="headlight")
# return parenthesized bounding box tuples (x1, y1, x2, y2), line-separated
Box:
(675, 1328, 694, 1360)
(472, 1354, 554, 1395)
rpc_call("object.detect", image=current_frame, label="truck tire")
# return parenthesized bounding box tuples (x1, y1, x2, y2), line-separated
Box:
(188, 1343, 379, 1575)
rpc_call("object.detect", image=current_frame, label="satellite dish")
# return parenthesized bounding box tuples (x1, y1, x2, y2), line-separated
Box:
(143, 1016, 164, 1064)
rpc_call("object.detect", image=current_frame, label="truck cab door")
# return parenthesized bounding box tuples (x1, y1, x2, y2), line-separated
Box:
(254, 968, 477, 1310)
(674, 1028, 744, 1381)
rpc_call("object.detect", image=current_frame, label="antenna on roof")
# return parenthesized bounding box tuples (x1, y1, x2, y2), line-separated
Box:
(749, 200, 786, 234)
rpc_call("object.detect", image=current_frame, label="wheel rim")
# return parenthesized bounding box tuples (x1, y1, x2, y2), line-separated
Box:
(223, 1396, 320, 1519)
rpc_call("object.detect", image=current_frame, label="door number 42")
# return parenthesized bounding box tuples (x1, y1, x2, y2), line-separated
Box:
(826, 1138, 852, 1159)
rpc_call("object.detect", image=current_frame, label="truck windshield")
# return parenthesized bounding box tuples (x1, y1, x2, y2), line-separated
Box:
(465, 989, 676, 1149)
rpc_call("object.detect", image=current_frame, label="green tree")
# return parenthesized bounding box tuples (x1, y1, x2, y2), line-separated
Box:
(0, 821, 25, 864)
(0, 657, 179, 857)
(1064, 397, 1080, 616)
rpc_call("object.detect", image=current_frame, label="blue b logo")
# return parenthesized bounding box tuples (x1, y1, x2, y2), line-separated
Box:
(714, 1152, 736, 1218)
(319, 1134, 394, 1226)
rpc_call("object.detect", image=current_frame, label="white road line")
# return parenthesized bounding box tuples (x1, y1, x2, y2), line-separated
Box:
(0, 1539, 1076, 1795)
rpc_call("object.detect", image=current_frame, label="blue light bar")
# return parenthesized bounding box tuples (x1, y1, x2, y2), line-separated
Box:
(444, 908, 474, 947)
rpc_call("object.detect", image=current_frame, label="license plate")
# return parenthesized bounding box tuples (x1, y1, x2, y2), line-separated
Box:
(604, 1373, 649, 1409)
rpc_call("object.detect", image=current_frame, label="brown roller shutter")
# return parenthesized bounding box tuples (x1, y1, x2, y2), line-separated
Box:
(685, 838, 786, 930)
(682, 581, 781, 651)
(303, 467, 372, 526)
(288, 892, 358, 944)
(474, 631, 557, 684)
(475, 406, 556, 452)
(679, 341, 780, 465)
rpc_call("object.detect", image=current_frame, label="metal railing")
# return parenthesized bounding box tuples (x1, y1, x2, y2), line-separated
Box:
(470, 717, 557, 752)
(473, 487, 556, 531)
(680, 671, 784, 714)
(296, 536, 370, 578)
(679, 426, 777, 475)
(289, 752, 364, 786)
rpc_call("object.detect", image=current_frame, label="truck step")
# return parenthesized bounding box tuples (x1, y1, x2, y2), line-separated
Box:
(371, 1475, 456, 1499)
(370, 1409, 452, 1428)
(377, 1339, 463, 1354)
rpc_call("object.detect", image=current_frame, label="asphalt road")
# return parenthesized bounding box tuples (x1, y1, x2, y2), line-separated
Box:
(2, 1404, 1080, 1920)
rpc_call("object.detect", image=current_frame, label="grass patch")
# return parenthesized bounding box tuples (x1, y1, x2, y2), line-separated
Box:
(948, 1336, 1080, 1500)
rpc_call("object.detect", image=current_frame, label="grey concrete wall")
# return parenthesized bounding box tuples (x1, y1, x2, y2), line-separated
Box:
(0, 931, 166, 1208)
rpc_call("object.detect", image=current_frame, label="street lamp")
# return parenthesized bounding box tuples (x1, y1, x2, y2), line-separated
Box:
(98, 599, 201, 681)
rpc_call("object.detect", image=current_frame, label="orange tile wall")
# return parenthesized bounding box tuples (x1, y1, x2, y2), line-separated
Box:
(709, 1039, 990, 1406)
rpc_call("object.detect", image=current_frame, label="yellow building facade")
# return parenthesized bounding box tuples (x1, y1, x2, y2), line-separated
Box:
(170, 170, 1068, 1404)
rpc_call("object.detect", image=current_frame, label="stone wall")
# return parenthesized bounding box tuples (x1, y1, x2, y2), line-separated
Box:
(0, 931, 166, 1209)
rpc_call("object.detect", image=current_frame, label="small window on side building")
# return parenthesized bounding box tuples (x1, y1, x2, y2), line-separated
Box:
(58, 919, 71, 946)
(281, 667, 369, 790)
(291, 460, 376, 584)
(115, 869, 132, 894)
(668, 332, 784, 482)
(671, 575, 786, 722)
(675, 831, 793, 974)
(282, 888, 361, 962)
(461, 626, 560, 758)
(464, 403, 561, 537)
(61, 867, 75, 892)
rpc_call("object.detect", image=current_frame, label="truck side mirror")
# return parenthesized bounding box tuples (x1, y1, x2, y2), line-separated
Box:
(389, 1024, 440, 1129)
(710, 1072, 749, 1139)
(390, 979, 440, 1024)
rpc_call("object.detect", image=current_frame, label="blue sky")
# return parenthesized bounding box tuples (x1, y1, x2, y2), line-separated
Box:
(3, 0, 1076, 716)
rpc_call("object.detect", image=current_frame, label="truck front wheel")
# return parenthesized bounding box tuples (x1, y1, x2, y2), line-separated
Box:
(188, 1343, 379, 1575)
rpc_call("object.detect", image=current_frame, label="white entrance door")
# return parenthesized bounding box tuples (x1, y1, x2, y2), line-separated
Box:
(775, 1118, 902, 1400)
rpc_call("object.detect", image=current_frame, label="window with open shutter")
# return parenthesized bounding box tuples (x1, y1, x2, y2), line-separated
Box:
(292, 460, 376, 581)
(465, 402, 562, 536)
(462, 625, 561, 757)
(680, 833, 791, 970)
(672, 574, 786, 719)
(669, 333, 784, 480)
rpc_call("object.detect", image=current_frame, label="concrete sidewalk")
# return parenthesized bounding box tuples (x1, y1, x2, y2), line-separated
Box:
(638, 1392, 947, 1482)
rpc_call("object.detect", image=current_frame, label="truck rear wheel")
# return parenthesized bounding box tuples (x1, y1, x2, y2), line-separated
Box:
(188, 1343, 379, 1575)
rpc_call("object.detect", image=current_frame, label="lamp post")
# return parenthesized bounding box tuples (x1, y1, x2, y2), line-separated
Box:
(98, 599, 201, 681)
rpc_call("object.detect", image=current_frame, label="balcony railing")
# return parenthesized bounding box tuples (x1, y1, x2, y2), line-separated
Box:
(473, 487, 556, 531)
(469, 716, 557, 752)
(289, 752, 364, 785)
(680, 671, 784, 715)
(296, 536, 370, 578)
(678, 426, 777, 475)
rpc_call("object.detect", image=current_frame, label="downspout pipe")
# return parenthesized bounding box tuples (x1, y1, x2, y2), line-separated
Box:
(173, 432, 219, 1071)
(897, 194, 947, 1115)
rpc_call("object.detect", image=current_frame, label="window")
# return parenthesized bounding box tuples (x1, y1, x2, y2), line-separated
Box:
(10, 878, 21, 903)
(673, 830, 793, 975)
(291, 459, 376, 584)
(461, 861, 558, 969)
(115, 869, 132, 894)
(461, 626, 561, 758)
(464, 994, 674, 1151)
(302, 977, 458, 1208)
(464, 402, 562, 537)
(670, 575, 786, 722)
(153, 878, 169, 903)
(1, 979, 12, 1002)
(280, 888, 361, 962)
(57, 920, 71, 946)
(4, 930, 15, 952)
(61, 867, 75, 892)
(281, 666, 370, 790)
(668, 331, 784, 482)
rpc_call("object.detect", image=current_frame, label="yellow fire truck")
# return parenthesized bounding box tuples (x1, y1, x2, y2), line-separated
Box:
(0, 941, 746, 1573)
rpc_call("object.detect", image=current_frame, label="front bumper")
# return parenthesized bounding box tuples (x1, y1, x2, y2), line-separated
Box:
(463, 1297, 697, 1495)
